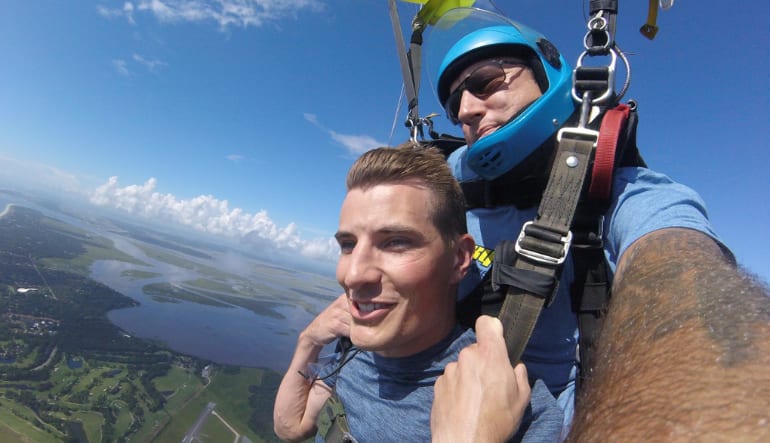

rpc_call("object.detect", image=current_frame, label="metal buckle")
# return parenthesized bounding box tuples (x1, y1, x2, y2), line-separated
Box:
(557, 126, 599, 147)
(515, 221, 573, 265)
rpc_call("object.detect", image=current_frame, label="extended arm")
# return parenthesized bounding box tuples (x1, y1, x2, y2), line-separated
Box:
(569, 228, 770, 440)
(273, 294, 352, 442)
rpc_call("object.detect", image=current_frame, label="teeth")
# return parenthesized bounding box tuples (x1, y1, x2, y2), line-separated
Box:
(359, 303, 385, 313)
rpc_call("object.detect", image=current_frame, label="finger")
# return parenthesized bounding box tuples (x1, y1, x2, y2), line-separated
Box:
(513, 363, 531, 396)
(442, 361, 457, 380)
(474, 315, 505, 347)
(433, 373, 445, 393)
(513, 362, 528, 379)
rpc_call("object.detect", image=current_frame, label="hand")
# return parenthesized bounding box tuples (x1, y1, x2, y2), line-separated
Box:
(300, 293, 352, 348)
(431, 316, 531, 443)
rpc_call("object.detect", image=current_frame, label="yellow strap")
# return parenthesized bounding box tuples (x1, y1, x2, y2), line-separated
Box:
(640, 0, 660, 40)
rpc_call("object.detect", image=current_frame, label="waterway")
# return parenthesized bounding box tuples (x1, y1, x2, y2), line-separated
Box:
(2, 192, 339, 373)
(93, 245, 337, 373)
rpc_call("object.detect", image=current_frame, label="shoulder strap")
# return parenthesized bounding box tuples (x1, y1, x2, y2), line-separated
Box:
(496, 131, 596, 364)
(494, 103, 642, 365)
(316, 338, 359, 443)
(317, 393, 357, 443)
(570, 103, 644, 392)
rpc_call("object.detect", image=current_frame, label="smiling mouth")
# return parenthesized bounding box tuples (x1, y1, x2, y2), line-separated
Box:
(357, 302, 389, 313)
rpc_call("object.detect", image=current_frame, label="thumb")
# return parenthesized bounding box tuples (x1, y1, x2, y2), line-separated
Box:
(474, 315, 506, 348)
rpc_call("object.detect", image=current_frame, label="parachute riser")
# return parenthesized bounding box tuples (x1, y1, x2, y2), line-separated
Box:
(389, 0, 436, 144)
(572, 0, 632, 129)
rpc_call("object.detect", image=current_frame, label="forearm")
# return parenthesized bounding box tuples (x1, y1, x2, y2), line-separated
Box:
(569, 228, 770, 440)
(273, 334, 328, 441)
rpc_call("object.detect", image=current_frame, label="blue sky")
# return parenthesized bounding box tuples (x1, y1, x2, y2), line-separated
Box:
(1, 1, 768, 282)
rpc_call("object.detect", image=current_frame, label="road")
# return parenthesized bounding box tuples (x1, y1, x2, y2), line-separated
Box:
(181, 402, 216, 443)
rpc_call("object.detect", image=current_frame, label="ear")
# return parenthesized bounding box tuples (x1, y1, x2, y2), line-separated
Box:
(450, 233, 475, 285)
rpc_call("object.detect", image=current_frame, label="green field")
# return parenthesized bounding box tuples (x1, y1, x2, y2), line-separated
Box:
(0, 205, 286, 442)
(0, 353, 283, 442)
(153, 366, 281, 443)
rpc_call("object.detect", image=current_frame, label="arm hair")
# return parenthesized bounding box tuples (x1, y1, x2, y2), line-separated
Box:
(569, 228, 770, 441)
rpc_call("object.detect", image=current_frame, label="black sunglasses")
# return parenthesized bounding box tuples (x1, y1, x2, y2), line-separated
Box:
(444, 60, 522, 125)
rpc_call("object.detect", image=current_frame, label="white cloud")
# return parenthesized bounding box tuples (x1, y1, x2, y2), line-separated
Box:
(112, 59, 131, 76)
(97, 2, 137, 25)
(226, 154, 244, 162)
(89, 176, 337, 261)
(303, 113, 385, 156)
(301, 237, 339, 261)
(111, 55, 166, 77)
(330, 132, 383, 155)
(98, 0, 324, 29)
(0, 155, 85, 196)
(132, 53, 167, 72)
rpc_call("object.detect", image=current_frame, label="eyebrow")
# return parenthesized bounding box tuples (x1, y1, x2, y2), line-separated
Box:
(334, 231, 353, 241)
(334, 225, 423, 240)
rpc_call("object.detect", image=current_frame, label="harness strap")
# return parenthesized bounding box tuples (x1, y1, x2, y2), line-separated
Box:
(316, 338, 358, 443)
(571, 244, 610, 391)
(461, 174, 544, 210)
(317, 393, 357, 443)
(589, 104, 630, 199)
(497, 134, 596, 364)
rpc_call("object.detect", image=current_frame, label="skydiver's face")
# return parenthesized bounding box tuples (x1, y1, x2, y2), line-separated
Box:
(449, 59, 542, 146)
(334, 182, 471, 358)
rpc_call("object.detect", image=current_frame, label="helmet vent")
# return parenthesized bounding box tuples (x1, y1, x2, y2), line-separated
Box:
(537, 38, 562, 69)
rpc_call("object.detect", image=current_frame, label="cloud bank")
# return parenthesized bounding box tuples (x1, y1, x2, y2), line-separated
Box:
(97, 0, 324, 29)
(90, 176, 338, 261)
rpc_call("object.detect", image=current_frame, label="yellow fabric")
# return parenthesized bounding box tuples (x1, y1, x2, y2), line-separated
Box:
(401, 0, 476, 25)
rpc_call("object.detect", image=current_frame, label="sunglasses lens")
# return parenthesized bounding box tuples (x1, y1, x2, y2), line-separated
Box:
(466, 65, 506, 95)
(445, 63, 506, 124)
(445, 93, 462, 124)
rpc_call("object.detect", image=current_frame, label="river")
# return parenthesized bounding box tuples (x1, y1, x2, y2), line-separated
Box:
(93, 239, 338, 373)
(2, 191, 339, 373)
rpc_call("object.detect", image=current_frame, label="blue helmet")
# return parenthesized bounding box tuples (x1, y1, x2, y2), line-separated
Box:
(429, 8, 576, 180)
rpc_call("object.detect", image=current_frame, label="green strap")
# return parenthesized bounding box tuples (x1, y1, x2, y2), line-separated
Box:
(317, 393, 357, 443)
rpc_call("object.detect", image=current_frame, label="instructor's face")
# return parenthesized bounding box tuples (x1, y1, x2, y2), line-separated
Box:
(449, 59, 542, 146)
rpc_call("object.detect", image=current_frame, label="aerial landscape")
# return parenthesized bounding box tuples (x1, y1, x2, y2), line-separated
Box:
(1, 1, 767, 442)
(0, 189, 340, 442)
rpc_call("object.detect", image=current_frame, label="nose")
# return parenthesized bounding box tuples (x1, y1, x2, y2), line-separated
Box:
(456, 89, 486, 124)
(338, 242, 380, 291)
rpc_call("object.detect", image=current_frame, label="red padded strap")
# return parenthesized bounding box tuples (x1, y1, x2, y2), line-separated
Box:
(589, 104, 631, 200)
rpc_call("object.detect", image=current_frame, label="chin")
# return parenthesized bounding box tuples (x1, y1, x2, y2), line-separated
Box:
(350, 327, 388, 352)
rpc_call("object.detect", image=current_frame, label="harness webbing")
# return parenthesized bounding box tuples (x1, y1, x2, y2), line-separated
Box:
(496, 133, 596, 364)
(589, 104, 631, 199)
(317, 393, 357, 443)
(316, 339, 359, 443)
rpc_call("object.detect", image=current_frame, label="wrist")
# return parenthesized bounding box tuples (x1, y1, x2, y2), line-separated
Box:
(298, 329, 327, 350)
